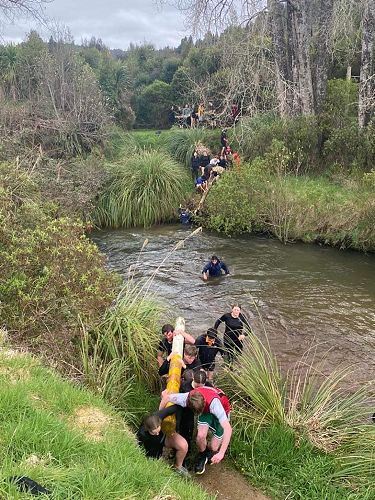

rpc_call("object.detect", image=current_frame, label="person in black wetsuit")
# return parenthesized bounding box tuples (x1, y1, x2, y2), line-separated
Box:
(214, 304, 252, 363)
(137, 405, 190, 476)
(195, 328, 224, 382)
(191, 150, 201, 180)
(202, 255, 230, 281)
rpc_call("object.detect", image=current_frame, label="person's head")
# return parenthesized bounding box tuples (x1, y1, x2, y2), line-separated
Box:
(193, 150, 198, 157)
(206, 327, 218, 346)
(182, 368, 194, 384)
(192, 369, 207, 388)
(187, 390, 205, 414)
(231, 304, 241, 318)
(203, 150, 208, 156)
(211, 255, 219, 265)
(184, 344, 198, 365)
(143, 415, 162, 435)
(161, 324, 174, 342)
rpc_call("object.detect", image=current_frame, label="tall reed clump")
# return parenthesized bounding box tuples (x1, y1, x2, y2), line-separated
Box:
(225, 331, 372, 451)
(220, 323, 374, 487)
(81, 281, 163, 401)
(163, 128, 216, 168)
(94, 150, 191, 228)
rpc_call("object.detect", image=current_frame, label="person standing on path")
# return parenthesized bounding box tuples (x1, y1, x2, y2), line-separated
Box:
(214, 304, 252, 363)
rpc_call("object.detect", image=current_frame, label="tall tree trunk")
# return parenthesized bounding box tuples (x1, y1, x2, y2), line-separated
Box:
(286, 1, 300, 114)
(288, 0, 315, 115)
(314, 0, 334, 114)
(268, 0, 292, 116)
(358, 0, 375, 128)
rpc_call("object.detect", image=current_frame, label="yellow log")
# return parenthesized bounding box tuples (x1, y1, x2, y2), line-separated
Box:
(161, 353, 182, 435)
(161, 317, 185, 435)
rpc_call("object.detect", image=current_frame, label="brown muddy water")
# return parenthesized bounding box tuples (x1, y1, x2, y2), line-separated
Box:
(92, 225, 375, 389)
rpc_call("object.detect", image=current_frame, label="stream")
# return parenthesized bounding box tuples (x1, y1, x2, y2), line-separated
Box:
(92, 225, 375, 388)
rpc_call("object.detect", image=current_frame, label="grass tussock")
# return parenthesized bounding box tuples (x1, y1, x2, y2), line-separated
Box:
(95, 150, 191, 228)
(0, 351, 210, 499)
(81, 281, 163, 399)
(163, 128, 217, 168)
(218, 326, 375, 495)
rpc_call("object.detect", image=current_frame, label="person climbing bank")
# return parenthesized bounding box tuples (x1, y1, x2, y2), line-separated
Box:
(137, 405, 190, 477)
(160, 385, 232, 474)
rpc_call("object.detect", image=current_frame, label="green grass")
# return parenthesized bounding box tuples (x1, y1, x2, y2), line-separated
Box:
(229, 423, 374, 500)
(163, 128, 219, 168)
(95, 150, 192, 228)
(0, 350, 210, 499)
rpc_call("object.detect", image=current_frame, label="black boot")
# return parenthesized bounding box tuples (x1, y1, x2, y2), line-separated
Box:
(194, 450, 208, 474)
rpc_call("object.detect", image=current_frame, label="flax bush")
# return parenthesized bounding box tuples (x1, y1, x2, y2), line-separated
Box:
(95, 150, 191, 228)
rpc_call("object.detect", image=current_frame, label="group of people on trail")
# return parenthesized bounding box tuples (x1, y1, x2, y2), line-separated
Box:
(137, 250, 252, 477)
(191, 130, 240, 194)
(169, 102, 241, 129)
(169, 102, 216, 129)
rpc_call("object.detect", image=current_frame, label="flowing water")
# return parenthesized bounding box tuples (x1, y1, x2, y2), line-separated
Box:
(92, 225, 375, 388)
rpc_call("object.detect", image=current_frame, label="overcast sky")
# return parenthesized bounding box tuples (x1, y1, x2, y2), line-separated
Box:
(2, 0, 188, 49)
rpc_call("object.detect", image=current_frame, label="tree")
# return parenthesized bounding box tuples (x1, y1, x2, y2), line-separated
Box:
(172, 0, 342, 116)
(0, 44, 18, 100)
(135, 80, 173, 128)
(358, 0, 375, 127)
(0, 0, 50, 23)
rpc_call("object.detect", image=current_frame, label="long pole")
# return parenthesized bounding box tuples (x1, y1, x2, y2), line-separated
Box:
(161, 317, 185, 435)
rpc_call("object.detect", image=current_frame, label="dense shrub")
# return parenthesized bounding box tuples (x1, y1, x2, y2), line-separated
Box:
(323, 119, 375, 171)
(204, 143, 375, 250)
(35, 155, 110, 221)
(235, 114, 320, 172)
(204, 169, 255, 234)
(134, 80, 173, 129)
(0, 164, 117, 365)
(95, 150, 192, 228)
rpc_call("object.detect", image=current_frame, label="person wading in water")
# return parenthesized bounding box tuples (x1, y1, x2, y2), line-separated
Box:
(214, 304, 252, 363)
(202, 255, 230, 281)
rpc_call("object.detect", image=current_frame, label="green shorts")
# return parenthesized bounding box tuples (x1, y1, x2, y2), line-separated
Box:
(197, 413, 224, 439)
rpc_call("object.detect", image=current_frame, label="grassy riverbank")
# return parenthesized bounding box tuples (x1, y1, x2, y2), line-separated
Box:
(111, 127, 374, 252)
(1, 116, 374, 499)
(0, 349, 209, 499)
(203, 146, 375, 251)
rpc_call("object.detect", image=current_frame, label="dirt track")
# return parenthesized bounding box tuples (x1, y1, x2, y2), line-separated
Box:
(196, 462, 270, 500)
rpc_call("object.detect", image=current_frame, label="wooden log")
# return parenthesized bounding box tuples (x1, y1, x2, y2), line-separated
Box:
(161, 317, 185, 435)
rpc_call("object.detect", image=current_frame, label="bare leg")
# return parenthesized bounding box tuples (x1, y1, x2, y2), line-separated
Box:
(209, 435, 222, 453)
(165, 433, 188, 469)
(196, 423, 209, 453)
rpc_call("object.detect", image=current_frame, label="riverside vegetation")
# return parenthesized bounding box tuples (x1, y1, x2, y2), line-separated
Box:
(1, 112, 374, 498)
(1, 4, 374, 497)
